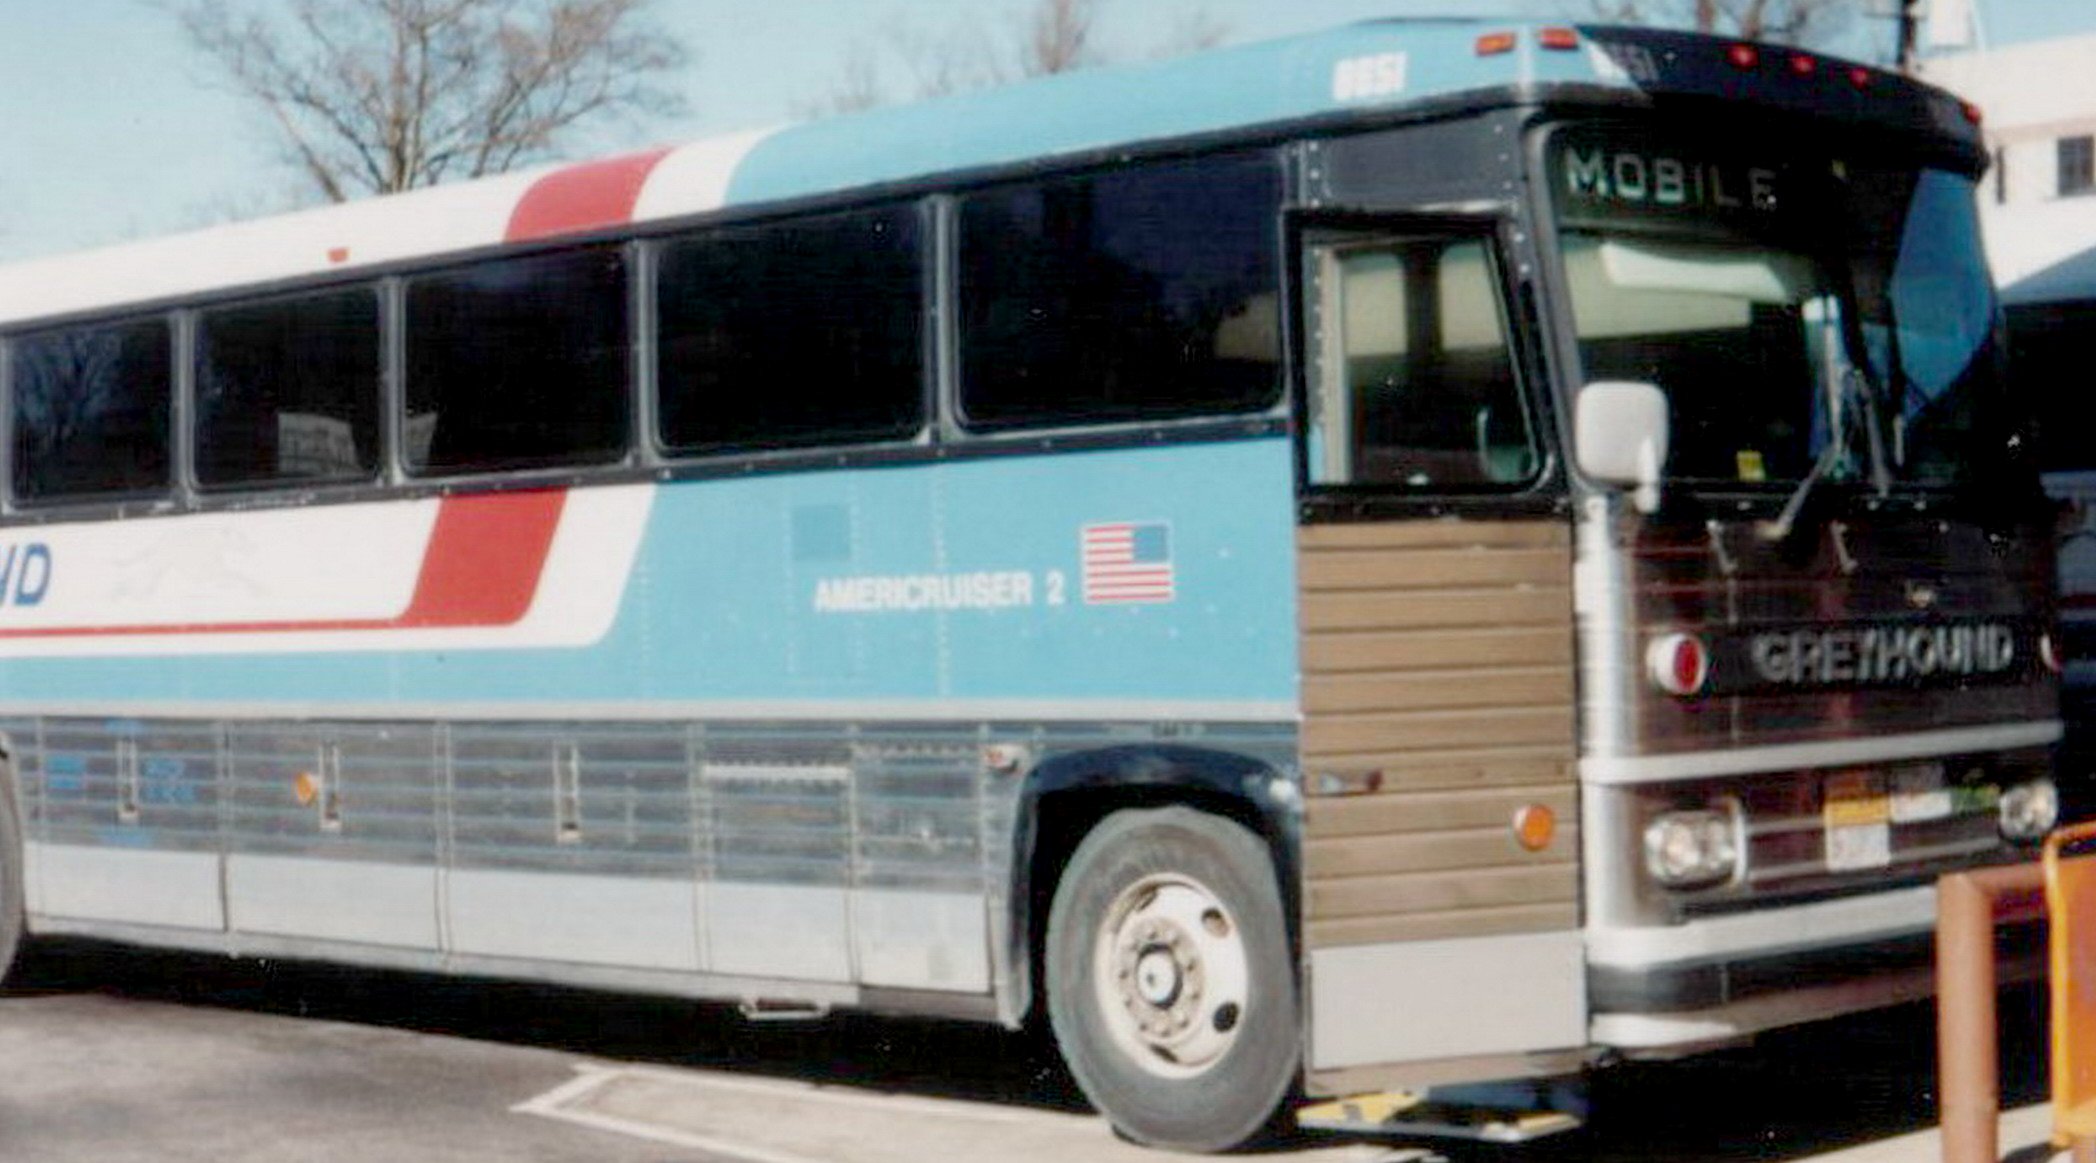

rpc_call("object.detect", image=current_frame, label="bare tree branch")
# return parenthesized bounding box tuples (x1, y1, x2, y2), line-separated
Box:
(808, 0, 1228, 118)
(1584, 0, 1859, 46)
(174, 0, 689, 201)
(1020, 0, 1099, 78)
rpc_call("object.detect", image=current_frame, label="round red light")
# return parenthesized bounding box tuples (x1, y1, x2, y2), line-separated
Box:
(1647, 633, 1711, 697)
(1848, 65, 1873, 89)
(1962, 101, 1985, 125)
(1726, 43, 1761, 70)
(1788, 53, 1817, 77)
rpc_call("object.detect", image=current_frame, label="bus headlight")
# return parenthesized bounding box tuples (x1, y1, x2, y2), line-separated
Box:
(1643, 805, 1742, 889)
(1999, 779, 2059, 843)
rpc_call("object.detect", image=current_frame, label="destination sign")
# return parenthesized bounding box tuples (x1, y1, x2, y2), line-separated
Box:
(1550, 126, 1803, 232)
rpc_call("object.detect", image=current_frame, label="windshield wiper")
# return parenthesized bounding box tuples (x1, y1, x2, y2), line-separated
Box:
(1760, 365, 1890, 543)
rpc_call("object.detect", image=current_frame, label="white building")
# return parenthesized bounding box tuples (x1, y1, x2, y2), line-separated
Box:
(1920, 32, 2096, 298)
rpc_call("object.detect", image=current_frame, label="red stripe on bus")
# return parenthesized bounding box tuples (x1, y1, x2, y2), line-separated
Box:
(0, 490, 568, 640)
(398, 488, 566, 626)
(505, 149, 674, 243)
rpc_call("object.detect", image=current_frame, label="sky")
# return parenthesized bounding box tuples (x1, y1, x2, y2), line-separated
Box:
(0, 0, 2090, 263)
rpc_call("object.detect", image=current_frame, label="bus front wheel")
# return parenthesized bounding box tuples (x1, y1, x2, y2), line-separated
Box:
(1044, 806, 1297, 1151)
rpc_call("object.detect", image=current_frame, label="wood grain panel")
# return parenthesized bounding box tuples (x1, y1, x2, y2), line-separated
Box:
(1307, 823, 1584, 879)
(1298, 547, 1571, 592)
(1307, 785, 1577, 838)
(1306, 902, 1580, 947)
(1304, 668, 1573, 715)
(1309, 863, 1576, 918)
(1303, 627, 1572, 673)
(1301, 589, 1570, 633)
(1298, 518, 1578, 948)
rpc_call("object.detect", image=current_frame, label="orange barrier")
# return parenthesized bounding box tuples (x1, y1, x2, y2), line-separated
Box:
(1937, 861, 2047, 1163)
(2045, 822, 2096, 1163)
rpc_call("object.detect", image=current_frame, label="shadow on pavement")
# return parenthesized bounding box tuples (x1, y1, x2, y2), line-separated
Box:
(6, 938, 2058, 1162)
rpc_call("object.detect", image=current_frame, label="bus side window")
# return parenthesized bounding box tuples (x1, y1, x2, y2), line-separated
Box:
(195, 287, 381, 488)
(655, 205, 925, 455)
(1305, 236, 1536, 491)
(404, 246, 629, 476)
(9, 315, 172, 503)
(955, 152, 1283, 430)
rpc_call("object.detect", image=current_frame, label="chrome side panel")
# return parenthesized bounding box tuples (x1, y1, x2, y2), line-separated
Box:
(14, 713, 1267, 1017)
(27, 843, 222, 931)
(447, 722, 697, 970)
(224, 722, 438, 948)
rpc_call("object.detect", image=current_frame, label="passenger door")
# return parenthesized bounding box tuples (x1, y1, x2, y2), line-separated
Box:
(1290, 220, 1588, 1085)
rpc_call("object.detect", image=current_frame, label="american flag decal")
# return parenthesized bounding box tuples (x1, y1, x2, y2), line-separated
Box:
(1081, 522, 1175, 604)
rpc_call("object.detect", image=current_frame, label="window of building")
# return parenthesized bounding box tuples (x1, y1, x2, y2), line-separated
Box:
(404, 246, 630, 475)
(9, 316, 171, 501)
(2059, 135, 2094, 198)
(195, 287, 381, 487)
(656, 205, 925, 454)
(956, 153, 1283, 429)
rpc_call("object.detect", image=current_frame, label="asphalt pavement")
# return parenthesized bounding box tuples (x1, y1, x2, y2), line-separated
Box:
(0, 938, 2067, 1162)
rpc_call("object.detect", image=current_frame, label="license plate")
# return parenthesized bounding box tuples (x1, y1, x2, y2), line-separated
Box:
(1825, 770, 1891, 871)
(1890, 764, 1953, 823)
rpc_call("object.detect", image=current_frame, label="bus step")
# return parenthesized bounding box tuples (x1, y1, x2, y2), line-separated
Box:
(736, 998, 831, 1022)
(1296, 1091, 1583, 1144)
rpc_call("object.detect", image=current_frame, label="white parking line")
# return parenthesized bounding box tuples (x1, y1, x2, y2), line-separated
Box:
(514, 1066, 832, 1163)
(515, 1063, 1418, 1163)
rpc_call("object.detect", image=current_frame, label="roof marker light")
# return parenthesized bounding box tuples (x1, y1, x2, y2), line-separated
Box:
(1476, 31, 1518, 56)
(1788, 53, 1817, 77)
(1537, 26, 1580, 51)
(1848, 65, 1873, 89)
(1963, 100, 1985, 125)
(326, 247, 350, 264)
(1726, 43, 1761, 70)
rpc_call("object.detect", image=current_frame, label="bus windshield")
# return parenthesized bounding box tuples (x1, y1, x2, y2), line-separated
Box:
(1550, 126, 2005, 495)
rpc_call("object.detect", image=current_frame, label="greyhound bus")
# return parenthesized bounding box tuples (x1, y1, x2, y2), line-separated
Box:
(0, 18, 2062, 1151)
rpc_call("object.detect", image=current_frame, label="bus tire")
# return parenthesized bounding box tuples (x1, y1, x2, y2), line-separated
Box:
(0, 766, 21, 986)
(1044, 806, 1297, 1151)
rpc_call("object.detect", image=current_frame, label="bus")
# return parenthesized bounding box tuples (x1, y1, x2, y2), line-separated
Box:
(0, 18, 2062, 1152)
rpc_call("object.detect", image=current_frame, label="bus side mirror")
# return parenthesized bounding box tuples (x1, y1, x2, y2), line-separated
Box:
(1576, 381, 1670, 515)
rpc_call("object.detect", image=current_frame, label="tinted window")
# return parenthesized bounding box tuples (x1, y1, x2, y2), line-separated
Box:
(196, 288, 380, 487)
(405, 247, 629, 475)
(958, 154, 1282, 428)
(10, 317, 171, 501)
(657, 206, 924, 453)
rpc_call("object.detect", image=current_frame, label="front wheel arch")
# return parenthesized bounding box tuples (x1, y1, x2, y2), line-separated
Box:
(1004, 745, 1302, 1028)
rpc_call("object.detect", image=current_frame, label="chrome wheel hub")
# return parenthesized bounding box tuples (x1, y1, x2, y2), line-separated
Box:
(1092, 875, 1249, 1078)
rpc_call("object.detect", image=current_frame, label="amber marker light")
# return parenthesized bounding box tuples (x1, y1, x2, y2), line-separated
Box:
(1475, 31, 1518, 56)
(1514, 804, 1557, 852)
(293, 770, 321, 807)
(1537, 26, 1580, 51)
